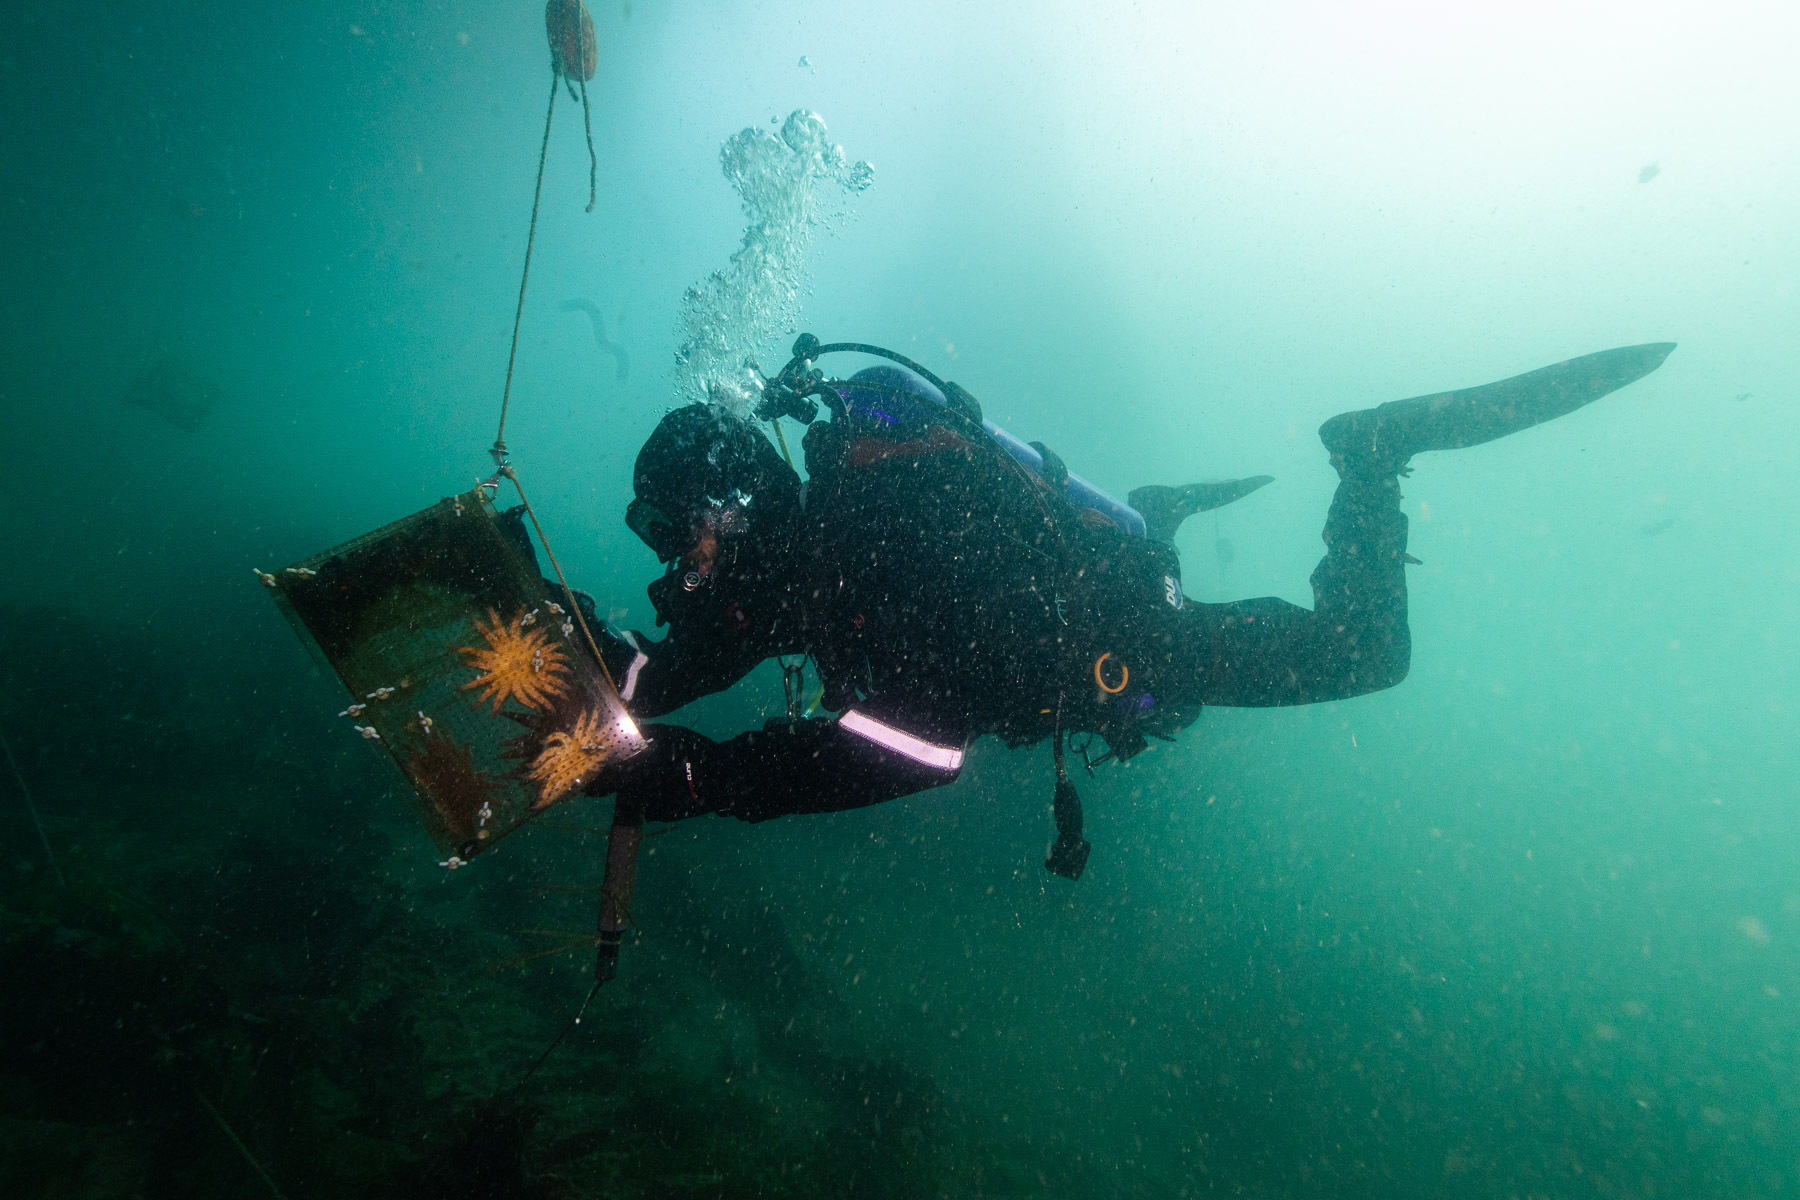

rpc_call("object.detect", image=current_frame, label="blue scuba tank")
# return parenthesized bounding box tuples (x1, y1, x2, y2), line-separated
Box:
(836, 365, 1147, 538)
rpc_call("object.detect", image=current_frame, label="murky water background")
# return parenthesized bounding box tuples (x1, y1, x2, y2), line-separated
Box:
(3, 1, 1798, 1196)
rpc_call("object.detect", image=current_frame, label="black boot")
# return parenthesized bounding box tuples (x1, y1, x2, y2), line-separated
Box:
(1319, 343, 1675, 476)
(1129, 476, 1275, 544)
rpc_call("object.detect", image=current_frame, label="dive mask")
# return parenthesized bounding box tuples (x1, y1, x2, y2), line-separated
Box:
(626, 497, 685, 562)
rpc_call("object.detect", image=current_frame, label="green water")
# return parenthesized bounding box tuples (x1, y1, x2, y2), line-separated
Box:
(3, 2, 1797, 1196)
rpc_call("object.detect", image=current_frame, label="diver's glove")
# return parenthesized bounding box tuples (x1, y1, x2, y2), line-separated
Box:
(582, 723, 718, 822)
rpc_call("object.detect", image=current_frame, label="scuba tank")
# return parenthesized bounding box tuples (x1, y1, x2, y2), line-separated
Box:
(757, 338, 1147, 538)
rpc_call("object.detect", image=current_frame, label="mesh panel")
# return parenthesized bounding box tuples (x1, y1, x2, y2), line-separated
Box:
(265, 489, 642, 860)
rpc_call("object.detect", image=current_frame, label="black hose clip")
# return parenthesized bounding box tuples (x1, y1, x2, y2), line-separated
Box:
(1029, 441, 1069, 492)
(755, 333, 828, 424)
(754, 377, 820, 426)
(1045, 720, 1091, 881)
(780, 656, 807, 722)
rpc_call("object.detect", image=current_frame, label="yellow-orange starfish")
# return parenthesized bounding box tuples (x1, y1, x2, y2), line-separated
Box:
(528, 708, 614, 806)
(457, 607, 571, 714)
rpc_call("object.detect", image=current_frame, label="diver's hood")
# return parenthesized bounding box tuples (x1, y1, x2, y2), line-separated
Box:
(628, 403, 802, 562)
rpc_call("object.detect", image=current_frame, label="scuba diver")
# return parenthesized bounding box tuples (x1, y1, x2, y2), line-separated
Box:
(551, 335, 1674, 878)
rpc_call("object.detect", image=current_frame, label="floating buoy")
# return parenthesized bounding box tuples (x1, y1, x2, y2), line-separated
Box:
(545, 0, 597, 82)
(530, 1, 601, 217)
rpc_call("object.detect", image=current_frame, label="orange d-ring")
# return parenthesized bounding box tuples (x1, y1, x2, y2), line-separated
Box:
(1094, 652, 1129, 694)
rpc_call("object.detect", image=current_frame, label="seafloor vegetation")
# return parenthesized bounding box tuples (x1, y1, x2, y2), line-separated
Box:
(0, 605, 969, 1199)
(5, 591, 1794, 1199)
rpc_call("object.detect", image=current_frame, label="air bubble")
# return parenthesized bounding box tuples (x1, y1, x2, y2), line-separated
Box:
(674, 109, 875, 413)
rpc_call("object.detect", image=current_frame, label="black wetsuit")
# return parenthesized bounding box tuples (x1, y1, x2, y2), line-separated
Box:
(587, 407, 1412, 824)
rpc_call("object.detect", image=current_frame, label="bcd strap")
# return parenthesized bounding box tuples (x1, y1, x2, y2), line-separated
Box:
(1045, 725, 1091, 880)
(1029, 441, 1070, 492)
(941, 380, 984, 425)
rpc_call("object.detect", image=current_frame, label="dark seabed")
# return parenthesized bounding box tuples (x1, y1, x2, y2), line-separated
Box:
(3, 2, 1798, 1197)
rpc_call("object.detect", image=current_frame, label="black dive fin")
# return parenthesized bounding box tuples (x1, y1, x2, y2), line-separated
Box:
(1180, 475, 1276, 513)
(1319, 342, 1676, 467)
(1129, 475, 1275, 544)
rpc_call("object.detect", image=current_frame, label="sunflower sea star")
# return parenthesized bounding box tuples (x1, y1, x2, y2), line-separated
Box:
(528, 708, 615, 807)
(457, 607, 571, 714)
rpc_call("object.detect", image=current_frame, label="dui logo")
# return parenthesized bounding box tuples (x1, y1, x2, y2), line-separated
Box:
(1163, 574, 1184, 609)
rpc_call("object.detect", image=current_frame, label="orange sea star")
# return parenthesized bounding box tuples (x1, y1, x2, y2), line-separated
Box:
(528, 708, 614, 807)
(457, 607, 571, 714)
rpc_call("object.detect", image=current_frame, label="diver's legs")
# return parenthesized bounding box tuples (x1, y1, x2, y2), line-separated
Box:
(1306, 468, 1413, 689)
(1160, 466, 1411, 707)
(1160, 342, 1675, 707)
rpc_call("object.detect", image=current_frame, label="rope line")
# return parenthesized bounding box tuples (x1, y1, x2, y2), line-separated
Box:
(768, 415, 796, 470)
(503, 979, 601, 1099)
(577, 72, 598, 213)
(479, 16, 616, 1106)
(503, 466, 621, 695)
(494, 72, 560, 461)
(194, 1088, 288, 1200)
(0, 719, 63, 887)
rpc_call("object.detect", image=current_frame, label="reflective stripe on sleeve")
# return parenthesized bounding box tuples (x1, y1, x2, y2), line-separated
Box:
(620, 652, 649, 702)
(837, 709, 964, 772)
